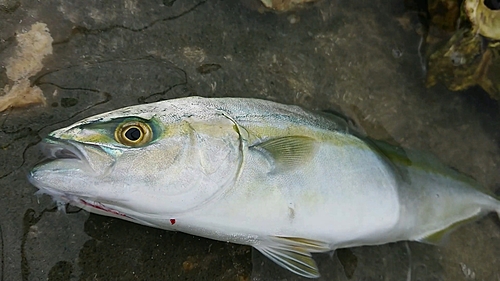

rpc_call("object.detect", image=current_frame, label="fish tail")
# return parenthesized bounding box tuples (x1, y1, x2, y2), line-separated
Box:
(495, 196, 500, 220)
(494, 192, 500, 219)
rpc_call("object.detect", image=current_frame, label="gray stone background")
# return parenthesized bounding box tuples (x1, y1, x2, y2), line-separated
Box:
(0, 0, 499, 280)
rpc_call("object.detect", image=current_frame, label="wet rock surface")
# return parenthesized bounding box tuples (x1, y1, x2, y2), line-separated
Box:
(1, 0, 499, 280)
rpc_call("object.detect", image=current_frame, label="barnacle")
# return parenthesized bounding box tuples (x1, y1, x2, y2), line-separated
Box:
(423, 1, 500, 99)
(464, 0, 500, 40)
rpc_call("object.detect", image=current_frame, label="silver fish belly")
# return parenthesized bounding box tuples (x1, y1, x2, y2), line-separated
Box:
(28, 96, 500, 278)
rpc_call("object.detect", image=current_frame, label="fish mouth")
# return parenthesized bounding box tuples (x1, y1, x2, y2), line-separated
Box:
(40, 137, 85, 161)
(30, 138, 132, 220)
(34, 136, 117, 176)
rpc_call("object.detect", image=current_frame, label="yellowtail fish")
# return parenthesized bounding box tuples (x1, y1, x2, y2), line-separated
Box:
(28, 96, 500, 278)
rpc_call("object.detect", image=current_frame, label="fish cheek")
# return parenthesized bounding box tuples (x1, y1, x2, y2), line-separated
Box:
(113, 142, 185, 184)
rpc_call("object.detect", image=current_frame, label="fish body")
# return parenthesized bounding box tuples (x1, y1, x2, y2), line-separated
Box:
(29, 97, 500, 278)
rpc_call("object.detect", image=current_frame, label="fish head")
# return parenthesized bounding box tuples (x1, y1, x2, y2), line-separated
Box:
(29, 99, 244, 224)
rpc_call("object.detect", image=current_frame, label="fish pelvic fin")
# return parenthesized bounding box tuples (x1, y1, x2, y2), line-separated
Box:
(254, 236, 330, 278)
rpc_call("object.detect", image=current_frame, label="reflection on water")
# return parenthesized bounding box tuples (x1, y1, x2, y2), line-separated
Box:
(0, 0, 499, 280)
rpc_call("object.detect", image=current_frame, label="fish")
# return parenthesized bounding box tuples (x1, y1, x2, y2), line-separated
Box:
(28, 96, 500, 278)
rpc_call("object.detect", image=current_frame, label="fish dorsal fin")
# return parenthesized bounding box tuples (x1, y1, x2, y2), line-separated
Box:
(252, 136, 316, 170)
(319, 109, 361, 134)
(254, 236, 330, 278)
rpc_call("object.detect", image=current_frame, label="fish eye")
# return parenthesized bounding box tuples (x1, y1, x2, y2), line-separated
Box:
(114, 121, 152, 147)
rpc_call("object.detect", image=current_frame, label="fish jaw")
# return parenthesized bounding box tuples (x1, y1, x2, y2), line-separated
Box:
(29, 159, 144, 224)
(31, 139, 94, 193)
(29, 137, 129, 215)
(40, 137, 118, 175)
(30, 137, 117, 193)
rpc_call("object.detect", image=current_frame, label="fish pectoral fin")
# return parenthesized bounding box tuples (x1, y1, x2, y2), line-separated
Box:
(252, 136, 316, 170)
(254, 236, 329, 278)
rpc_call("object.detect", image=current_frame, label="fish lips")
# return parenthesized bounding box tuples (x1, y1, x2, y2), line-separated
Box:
(28, 138, 140, 221)
(40, 137, 116, 171)
(40, 137, 87, 162)
(29, 137, 117, 192)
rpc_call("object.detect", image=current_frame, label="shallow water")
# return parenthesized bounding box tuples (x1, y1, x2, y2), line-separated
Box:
(1, 0, 499, 280)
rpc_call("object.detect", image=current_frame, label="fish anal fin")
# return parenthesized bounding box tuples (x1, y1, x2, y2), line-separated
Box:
(419, 216, 479, 245)
(271, 236, 330, 252)
(252, 136, 316, 170)
(254, 236, 330, 278)
(419, 228, 451, 245)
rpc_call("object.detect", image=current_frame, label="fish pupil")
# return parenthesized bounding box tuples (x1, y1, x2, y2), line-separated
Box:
(125, 127, 142, 141)
(485, 0, 500, 9)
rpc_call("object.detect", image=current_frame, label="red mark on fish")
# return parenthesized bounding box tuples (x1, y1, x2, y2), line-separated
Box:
(170, 218, 176, 225)
(81, 199, 127, 218)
